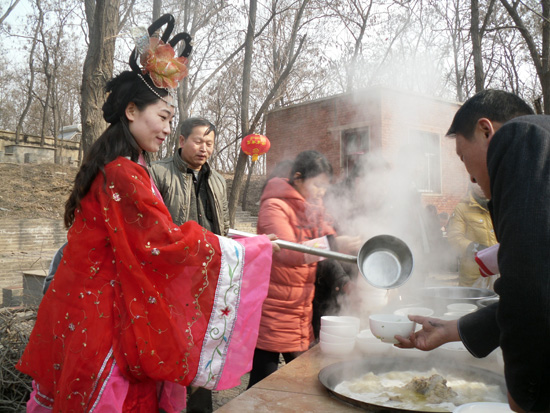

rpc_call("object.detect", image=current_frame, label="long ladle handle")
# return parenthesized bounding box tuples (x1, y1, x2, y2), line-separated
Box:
(227, 229, 357, 264)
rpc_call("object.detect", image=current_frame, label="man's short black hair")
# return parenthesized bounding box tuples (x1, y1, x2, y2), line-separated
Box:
(446, 89, 534, 140)
(180, 117, 216, 139)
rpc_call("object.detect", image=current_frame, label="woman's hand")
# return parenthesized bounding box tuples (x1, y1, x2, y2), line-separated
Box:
(395, 316, 460, 351)
(266, 233, 281, 253)
(334, 235, 362, 254)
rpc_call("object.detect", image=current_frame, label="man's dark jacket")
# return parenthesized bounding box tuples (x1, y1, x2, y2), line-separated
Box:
(459, 115, 550, 412)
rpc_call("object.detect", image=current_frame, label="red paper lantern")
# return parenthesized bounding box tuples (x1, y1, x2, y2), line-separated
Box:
(241, 134, 271, 162)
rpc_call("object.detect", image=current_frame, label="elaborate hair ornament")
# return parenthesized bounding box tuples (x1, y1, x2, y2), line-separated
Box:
(129, 14, 193, 93)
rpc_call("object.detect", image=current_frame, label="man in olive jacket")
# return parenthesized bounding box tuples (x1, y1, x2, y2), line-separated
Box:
(151, 117, 230, 236)
(150, 117, 229, 412)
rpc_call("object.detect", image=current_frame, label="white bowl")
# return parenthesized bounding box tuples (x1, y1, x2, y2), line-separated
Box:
(369, 314, 416, 344)
(319, 329, 355, 344)
(320, 323, 359, 338)
(393, 306, 434, 317)
(356, 328, 377, 340)
(443, 311, 471, 319)
(319, 339, 355, 356)
(356, 330, 392, 355)
(447, 303, 477, 313)
(321, 315, 360, 328)
(453, 402, 512, 412)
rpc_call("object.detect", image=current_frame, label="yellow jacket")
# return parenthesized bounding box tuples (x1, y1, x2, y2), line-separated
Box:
(447, 192, 498, 286)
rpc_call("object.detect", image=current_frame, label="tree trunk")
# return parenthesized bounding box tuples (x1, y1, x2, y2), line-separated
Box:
(153, 0, 161, 21)
(0, 0, 21, 25)
(16, 0, 42, 145)
(500, 0, 550, 113)
(38, 0, 51, 148)
(470, 0, 484, 92)
(542, 0, 550, 114)
(228, 0, 257, 227)
(242, 158, 254, 211)
(80, 0, 120, 155)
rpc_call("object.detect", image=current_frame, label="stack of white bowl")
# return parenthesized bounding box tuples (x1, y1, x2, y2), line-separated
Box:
(319, 316, 359, 356)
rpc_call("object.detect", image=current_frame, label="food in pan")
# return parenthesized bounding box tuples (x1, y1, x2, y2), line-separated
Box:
(335, 368, 506, 412)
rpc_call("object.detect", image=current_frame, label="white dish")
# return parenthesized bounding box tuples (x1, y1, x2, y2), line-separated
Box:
(393, 306, 434, 317)
(447, 303, 477, 313)
(453, 402, 513, 412)
(356, 329, 377, 340)
(443, 311, 470, 319)
(355, 329, 392, 354)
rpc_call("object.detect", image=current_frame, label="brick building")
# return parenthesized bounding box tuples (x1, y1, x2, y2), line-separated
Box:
(265, 87, 469, 214)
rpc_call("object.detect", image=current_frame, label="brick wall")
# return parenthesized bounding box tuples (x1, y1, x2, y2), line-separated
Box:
(0, 219, 66, 306)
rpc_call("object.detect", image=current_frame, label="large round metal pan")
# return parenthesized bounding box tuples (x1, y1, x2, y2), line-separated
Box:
(318, 356, 506, 412)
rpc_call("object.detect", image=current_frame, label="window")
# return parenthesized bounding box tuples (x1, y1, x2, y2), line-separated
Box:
(342, 128, 369, 177)
(408, 130, 441, 193)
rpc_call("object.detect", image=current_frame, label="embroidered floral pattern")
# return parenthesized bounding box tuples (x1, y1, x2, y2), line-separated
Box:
(191, 236, 245, 389)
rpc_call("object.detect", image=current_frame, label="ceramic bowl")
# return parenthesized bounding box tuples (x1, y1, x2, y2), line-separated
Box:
(320, 323, 359, 338)
(447, 303, 477, 313)
(319, 329, 355, 344)
(355, 329, 391, 354)
(320, 315, 360, 329)
(319, 339, 355, 356)
(368, 314, 415, 344)
(443, 311, 471, 319)
(393, 306, 434, 317)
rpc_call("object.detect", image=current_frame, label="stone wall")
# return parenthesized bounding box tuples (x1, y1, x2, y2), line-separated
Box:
(0, 130, 81, 165)
(0, 219, 66, 306)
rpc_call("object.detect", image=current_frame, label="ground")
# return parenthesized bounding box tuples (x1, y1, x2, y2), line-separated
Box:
(0, 162, 78, 220)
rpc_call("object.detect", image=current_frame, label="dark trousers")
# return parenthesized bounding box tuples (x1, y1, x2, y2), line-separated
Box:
(186, 386, 212, 413)
(247, 348, 303, 389)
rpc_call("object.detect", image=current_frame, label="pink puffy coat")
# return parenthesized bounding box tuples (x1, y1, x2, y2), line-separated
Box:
(256, 178, 335, 352)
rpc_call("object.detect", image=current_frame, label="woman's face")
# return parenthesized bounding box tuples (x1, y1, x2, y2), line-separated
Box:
(126, 97, 175, 153)
(294, 173, 330, 205)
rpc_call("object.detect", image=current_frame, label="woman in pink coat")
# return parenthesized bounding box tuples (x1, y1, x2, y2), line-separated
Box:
(247, 150, 360, 387)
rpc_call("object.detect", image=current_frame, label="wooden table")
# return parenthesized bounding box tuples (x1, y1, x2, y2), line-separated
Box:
(215, 345, 364, 412)
(215, 343, 504, 412)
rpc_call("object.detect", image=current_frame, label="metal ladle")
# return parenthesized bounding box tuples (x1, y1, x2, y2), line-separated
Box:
(227, 229, 414, 289)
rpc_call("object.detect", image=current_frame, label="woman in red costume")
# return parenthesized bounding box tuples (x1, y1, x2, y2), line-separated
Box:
(17, 14, 273, 412)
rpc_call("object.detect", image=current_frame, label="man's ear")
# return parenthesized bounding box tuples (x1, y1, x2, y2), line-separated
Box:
(293, 172, 302, 181)
(125, 102, 137, 122)
(477, 118, 497, 142)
